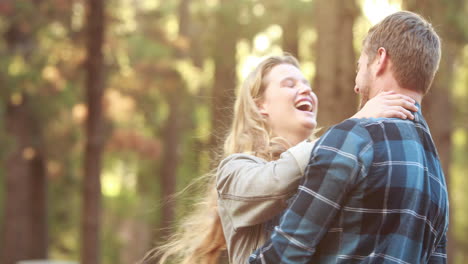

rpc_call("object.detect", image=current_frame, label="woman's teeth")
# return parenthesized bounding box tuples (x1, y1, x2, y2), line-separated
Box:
(295, 101, 312, 112)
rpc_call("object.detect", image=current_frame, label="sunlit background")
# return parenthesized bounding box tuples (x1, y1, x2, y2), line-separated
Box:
(1, 0, 467, 263)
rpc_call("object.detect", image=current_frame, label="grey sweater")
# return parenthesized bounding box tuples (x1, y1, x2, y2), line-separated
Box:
(216, 141, 315, 264)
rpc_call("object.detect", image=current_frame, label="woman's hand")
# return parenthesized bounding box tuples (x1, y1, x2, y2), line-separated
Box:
(352, 91, 418, 120)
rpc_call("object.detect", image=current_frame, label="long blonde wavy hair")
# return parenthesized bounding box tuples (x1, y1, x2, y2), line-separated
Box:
(143, 54, 307, 264)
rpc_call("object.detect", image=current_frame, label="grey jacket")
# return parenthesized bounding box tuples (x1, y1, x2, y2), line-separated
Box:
(216, 141, 315, 264)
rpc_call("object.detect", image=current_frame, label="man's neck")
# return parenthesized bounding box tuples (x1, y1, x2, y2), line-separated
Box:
(385, 87, 423, 105)
(375, 70, 423, 104)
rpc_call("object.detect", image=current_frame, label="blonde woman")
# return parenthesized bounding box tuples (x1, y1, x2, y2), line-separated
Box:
(145, 54, 417, 264)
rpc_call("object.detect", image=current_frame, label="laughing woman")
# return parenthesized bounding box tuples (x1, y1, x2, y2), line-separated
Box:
(144, 54, 417, 264)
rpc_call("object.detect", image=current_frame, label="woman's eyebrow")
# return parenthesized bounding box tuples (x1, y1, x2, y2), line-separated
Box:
(301, 78, 311, 86)
(280, 77, 310, 86)
(279, 77, 295, 85)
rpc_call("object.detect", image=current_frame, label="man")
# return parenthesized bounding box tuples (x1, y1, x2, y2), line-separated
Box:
(249, 11, 448, 264)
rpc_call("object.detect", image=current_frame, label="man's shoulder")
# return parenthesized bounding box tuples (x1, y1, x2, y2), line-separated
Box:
(315, 118, 374, 151)
(345, 116, 400, 125)
(324, 118, 376, 137)
(330, 116, 397, 129)
(319, 117, 413, 148)
(341, 117, 417, 131)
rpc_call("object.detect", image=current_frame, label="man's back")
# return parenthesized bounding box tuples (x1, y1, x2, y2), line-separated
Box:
(249, 109, 448, 264)
(310, 111, 448, 263)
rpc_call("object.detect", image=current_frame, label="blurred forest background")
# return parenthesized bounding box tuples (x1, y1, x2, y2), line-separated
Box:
(0, 0, 467, 263)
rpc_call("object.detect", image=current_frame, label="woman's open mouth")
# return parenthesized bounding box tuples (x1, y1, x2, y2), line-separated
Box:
(295, 99, 313, 112)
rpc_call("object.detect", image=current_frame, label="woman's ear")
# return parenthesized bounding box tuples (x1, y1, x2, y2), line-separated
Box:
(256, 100, 269, 116)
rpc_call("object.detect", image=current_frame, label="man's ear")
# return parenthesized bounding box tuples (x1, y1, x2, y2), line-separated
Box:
(375, 47, 388, 76)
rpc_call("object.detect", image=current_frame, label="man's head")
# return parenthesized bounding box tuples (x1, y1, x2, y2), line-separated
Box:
(355, 11, 441, 108)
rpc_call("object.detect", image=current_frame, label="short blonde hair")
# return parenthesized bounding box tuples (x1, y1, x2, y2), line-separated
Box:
(363, 11, 441, 94)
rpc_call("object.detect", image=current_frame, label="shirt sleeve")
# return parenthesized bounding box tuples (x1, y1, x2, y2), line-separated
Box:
(249, 119, 374, 263)
(216, 141, 315, 229)
(428, 233, 447, 264)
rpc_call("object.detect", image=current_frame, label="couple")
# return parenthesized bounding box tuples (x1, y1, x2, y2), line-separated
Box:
(153, 11, 448, 264)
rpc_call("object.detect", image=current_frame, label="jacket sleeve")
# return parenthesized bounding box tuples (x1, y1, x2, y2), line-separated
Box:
(216, 141, 315, 229)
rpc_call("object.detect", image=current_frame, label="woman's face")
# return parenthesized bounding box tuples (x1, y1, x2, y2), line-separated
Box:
(258, 63, 318, 145)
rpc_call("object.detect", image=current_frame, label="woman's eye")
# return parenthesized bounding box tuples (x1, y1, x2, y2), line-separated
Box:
(285, 81, 295, 87)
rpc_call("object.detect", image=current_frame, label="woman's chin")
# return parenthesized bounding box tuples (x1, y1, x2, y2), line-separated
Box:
(301, 118, 317, 130)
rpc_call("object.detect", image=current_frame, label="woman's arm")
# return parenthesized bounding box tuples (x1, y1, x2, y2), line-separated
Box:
(352, 91, 418, 119)
(216, 141, 315, 229)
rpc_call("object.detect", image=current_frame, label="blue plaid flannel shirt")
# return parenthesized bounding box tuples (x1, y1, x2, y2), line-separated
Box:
(249, 108, 448, 264)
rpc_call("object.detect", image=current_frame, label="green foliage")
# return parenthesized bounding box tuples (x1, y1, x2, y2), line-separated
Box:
(127, 34, 173, 60)
(48, 160, 81, 260)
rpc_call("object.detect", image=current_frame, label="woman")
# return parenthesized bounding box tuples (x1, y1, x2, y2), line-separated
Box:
(145, 54, 417, 264)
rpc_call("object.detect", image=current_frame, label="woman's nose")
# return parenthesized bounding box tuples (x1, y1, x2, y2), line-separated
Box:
(299, 83, 312, 94)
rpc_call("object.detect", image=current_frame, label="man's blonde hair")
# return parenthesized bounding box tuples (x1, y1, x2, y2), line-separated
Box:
(144, 54, 310, 263)
(363, 11, 441, 94)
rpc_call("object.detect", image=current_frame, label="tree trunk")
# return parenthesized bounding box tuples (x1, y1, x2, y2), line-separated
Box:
(3, 102, 33, 264)
(29, 140, 48, 259)
(313, 0, 359, 130)
(159, 74, 183, 238)
(281, 12, 299, 58)
(157, 0, 191, 241)
(176, 0, 190, 58)
(2, 99, 48, 264)
(81, 0, 105, 263)
(403, 2, 467, 263)
(2, 18, 48, 264)
(210, 0, 239, 157)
